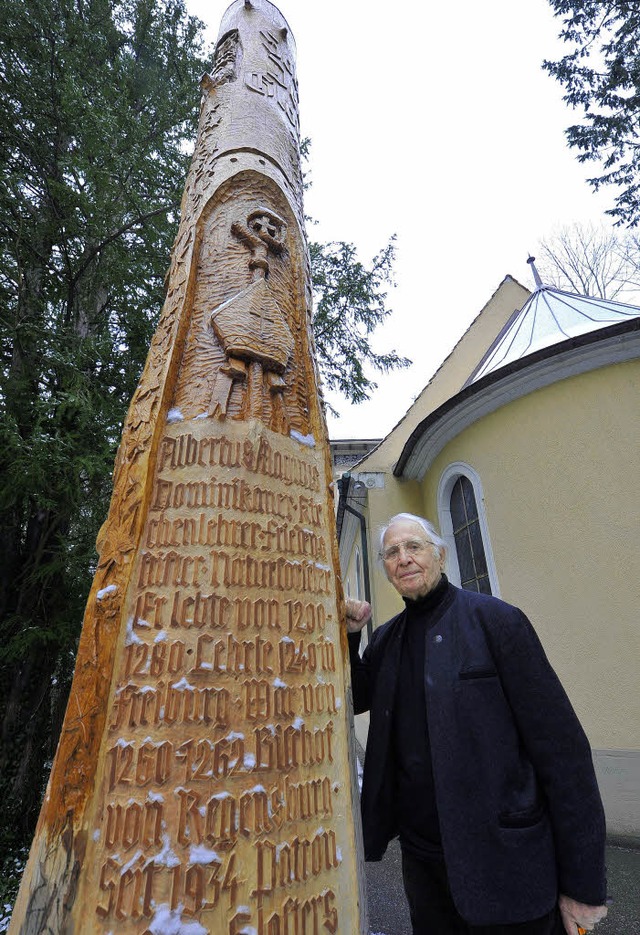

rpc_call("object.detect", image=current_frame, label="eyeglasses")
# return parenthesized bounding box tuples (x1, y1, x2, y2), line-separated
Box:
(380, 538, 434, 563)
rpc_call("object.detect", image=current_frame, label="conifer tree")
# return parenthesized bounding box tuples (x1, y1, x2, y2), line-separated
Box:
(310, 235, 409, 409)
(544, 1, 640, 226)
(0, 0, 407, 907)
(0, 0, 210, 903)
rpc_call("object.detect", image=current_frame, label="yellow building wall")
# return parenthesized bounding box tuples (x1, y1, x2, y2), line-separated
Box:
(341, 355, 639, 838)
(420, 359, 640, 753)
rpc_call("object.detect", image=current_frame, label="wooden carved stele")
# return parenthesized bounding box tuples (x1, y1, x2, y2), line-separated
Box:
(9, 2, 367, 932)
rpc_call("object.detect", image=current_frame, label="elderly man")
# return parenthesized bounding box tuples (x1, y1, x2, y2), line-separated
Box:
(346, 512, 608, 935)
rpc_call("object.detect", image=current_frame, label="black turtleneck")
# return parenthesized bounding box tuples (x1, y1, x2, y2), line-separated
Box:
(393, 573, 451, 859)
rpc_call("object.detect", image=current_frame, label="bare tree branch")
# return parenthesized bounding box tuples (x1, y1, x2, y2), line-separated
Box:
(536, 223, 640, 302)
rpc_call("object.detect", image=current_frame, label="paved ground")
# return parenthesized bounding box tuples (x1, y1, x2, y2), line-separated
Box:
(365, 838, 640, 935)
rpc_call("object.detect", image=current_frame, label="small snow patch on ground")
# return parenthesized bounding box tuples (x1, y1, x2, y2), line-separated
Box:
(167, 408, 184, 423)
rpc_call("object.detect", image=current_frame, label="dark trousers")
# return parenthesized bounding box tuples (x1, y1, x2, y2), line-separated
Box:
(401, 849, 562, 935)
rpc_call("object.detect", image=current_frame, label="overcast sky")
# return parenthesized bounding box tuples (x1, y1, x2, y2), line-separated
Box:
(185, 0, 614, 439)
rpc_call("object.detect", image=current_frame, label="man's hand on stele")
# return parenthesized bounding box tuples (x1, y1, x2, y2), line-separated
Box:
(344, 598, 371, 634)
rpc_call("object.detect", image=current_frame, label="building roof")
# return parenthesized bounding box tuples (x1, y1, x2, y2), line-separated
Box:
(329, 438, 382, 476)
(467, 259, 640, 385)
(352, 276, 531, 474)
(395, 315, 640, 479)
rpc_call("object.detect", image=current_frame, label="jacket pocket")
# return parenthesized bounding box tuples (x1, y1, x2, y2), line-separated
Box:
(458, 666, 497, 680)
(498, 804, 545, 829)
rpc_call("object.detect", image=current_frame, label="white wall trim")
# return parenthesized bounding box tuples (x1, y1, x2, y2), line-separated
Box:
(437, 462, 501, 597)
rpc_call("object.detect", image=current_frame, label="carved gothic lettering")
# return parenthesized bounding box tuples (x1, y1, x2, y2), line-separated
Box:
(10, 2, 365, 931)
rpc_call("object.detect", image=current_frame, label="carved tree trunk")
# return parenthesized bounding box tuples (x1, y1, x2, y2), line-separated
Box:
(9, 2, 367, 933)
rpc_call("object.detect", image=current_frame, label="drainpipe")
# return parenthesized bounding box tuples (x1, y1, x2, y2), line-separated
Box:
(336, 472, 373, 641)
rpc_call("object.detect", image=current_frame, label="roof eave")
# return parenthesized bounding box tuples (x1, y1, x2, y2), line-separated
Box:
(394, 318, 640, 480)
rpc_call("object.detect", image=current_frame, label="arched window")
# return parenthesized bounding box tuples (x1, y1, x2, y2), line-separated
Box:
(450, 476, 491, 593)
(437, 463, 499, 596)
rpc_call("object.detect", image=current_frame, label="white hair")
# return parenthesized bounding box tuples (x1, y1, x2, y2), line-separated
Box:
(378, 513, 446, 562)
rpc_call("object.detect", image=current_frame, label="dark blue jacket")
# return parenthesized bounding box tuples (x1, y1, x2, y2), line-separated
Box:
(348, 582, 606, 926)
